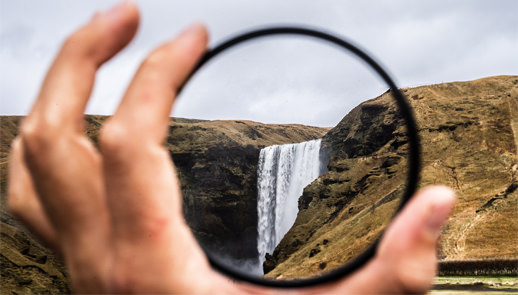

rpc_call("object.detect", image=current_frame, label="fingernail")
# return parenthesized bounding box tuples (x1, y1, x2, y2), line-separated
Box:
(91, 10, 103, 22)
(106, 0, 129, 19)
(426, 187, 456, 235)
(178, 22, 206, 39)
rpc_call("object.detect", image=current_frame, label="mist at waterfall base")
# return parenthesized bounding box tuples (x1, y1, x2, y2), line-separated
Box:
(252, 139, 327, 275)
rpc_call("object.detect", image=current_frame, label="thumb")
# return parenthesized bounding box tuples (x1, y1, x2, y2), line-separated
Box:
(376, 186, 455, 294)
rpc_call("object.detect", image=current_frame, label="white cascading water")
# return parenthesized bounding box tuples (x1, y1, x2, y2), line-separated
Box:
(256, 139, 323, 273)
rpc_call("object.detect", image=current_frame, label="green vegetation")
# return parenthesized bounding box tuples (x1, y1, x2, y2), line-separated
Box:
(439, 259, 518, 276)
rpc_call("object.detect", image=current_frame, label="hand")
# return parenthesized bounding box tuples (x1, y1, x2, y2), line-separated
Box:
(7, 1, 455, 293)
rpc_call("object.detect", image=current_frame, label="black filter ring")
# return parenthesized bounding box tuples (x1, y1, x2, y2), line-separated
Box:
(178, 26, 421, 288)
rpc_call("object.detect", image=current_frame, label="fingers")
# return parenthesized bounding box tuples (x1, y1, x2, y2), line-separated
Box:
(109, 23, 209, 143)
(25, 0, 139, 135)
(100, 23, 208, 234)
(20, 0, 139, 239)
(316, 186, 455, 294)
(97, 24, 210, 292)
(21, 112, 112, 292)
(7, 138, 59, 251)
(16, 2, 140, 291)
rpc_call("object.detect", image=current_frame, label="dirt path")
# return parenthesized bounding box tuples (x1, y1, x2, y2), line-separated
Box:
(508, 96, 518, 155)
(452, 213, 484, 258)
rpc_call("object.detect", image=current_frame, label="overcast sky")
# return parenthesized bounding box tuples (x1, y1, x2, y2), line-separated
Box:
(0, 0, 516, 127)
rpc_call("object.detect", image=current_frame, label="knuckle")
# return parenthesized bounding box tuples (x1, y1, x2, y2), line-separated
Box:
(141, 46, 170, 74)
(20, 117, 60, 155)
(99, 121, 133, 157)
(9, 136, 22, 157)
(61, 31, 85, 59)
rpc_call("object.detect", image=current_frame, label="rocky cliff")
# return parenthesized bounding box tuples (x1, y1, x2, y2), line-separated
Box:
(166, 119, 328, 261)
(264, 75, 518, 279)
(0, 115, 327, 293)
(263, 89, 409, 277)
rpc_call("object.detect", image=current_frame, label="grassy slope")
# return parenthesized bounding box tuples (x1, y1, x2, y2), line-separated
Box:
(412, 76, 518, 260)
(265, 75, 518, 279)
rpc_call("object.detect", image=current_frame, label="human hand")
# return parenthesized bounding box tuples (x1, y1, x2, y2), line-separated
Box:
(7, 1, 455, 293)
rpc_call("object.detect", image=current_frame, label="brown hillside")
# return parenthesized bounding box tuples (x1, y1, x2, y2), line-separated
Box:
(264, 76, 518, 279)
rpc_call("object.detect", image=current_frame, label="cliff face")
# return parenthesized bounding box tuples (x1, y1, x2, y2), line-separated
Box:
(263, 92, 409, 277)
(0, 115, 327, 292)
(166, 119, 328, 260)
(264, 75, 518, 279)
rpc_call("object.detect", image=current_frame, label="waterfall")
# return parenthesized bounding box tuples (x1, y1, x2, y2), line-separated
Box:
(256, 139, 324, 272)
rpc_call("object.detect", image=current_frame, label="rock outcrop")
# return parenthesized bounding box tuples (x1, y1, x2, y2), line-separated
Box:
(263, 75, 518, 279)
(263, 91, 409, 277)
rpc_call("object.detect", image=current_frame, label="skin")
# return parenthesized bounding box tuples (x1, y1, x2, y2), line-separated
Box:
(7, 1, 456, 294)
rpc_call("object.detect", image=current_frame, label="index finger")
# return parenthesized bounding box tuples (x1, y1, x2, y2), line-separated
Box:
(108, 23, 209, 143)
(99, 23, 208, 237)
(25, 1, 139, 134)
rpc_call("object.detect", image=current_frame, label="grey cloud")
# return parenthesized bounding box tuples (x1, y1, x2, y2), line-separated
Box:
(1, 0, 516, 126)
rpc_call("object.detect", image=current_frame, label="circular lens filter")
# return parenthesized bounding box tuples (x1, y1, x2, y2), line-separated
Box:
(177, 26, 420, 288)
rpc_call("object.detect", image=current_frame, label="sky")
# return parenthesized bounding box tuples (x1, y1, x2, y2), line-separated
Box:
(0, 0, 517, 127)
